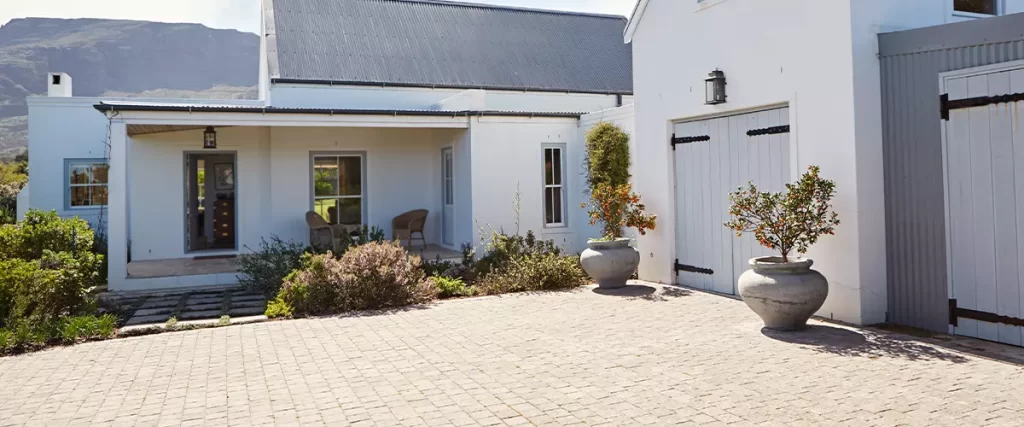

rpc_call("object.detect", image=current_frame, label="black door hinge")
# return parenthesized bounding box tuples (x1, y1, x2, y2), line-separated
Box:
(674, 259, 714, 275)
(671, 134, 711, 150)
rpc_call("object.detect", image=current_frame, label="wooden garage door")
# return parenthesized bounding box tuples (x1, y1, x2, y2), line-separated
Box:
(943, 68, 1024, 346)
(672, 107, 790, 295)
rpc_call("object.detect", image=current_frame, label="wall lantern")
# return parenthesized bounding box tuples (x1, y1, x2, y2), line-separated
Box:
(203, 126, 217, 149)
(705, 70, 727, 105)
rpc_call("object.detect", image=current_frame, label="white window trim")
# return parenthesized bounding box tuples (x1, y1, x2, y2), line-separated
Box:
(310, 152, 367, 226)
(65, 159, 109, 210)
(950, 0, 1002, 19)
(542, 144, 567, 228)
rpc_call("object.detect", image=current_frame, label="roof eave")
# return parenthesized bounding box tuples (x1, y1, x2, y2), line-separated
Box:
(624, 0, 649, 43)
(270, 78, 633, 96)
(92, 103, 584, 119)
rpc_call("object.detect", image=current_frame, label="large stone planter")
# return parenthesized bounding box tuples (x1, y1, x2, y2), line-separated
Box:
(737, 256, 828, 330)
(581, 238, 640, 289)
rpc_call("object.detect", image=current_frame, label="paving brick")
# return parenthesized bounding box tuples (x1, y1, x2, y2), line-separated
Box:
(2, 283, 1023, 427)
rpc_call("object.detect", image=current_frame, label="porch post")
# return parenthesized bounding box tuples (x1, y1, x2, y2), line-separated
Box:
(107, 120, 129, 290)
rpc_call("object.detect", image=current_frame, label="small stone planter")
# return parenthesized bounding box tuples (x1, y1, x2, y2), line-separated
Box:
(737, 256, 828, 330)
(580, 238, 640, 289)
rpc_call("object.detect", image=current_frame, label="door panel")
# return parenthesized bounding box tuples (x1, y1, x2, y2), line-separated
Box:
(945, 71, 1024, 345)
(673, 107, 790, 295)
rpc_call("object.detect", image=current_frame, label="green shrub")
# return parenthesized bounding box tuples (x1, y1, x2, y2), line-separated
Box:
(433, 276, 471, 298)
(60, 316, 98, 344)
(265, 296, 293, 318)
(0, 210, 96, 260)
(325, 225, 388, 256)
(474, 230, 561, 277)
(584, 122, 631, 190)
(96, 314, 117, 338)
(238, 237, 307, 296)
(478, 253, 588, 296)
(0, 251, 101, 326)
(422, 257, 456, 277)
(276, 242, 437, 316)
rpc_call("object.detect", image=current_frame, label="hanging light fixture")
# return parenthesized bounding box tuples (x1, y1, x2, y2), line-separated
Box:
(705, 70, 727, 105)
(203, 126, 217, 149)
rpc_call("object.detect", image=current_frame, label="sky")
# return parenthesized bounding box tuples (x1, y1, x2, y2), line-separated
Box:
(0, 0, 637, 34)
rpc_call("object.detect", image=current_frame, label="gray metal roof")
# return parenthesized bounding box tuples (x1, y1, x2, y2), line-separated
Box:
(266, 0, 633, 94)
(92, 101, 584, 118)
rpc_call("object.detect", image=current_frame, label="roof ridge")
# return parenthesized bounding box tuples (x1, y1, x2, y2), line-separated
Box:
(378, 0, 627, 20)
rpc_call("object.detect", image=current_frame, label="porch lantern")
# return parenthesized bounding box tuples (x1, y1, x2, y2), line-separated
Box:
(705, 70, 727, 105)
(203, 126, 217, 149)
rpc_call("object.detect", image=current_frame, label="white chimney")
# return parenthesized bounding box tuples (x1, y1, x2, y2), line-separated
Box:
(47, 73, 72, 97)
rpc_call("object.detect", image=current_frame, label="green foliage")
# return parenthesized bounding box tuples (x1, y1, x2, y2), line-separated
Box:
(165, 317, 178, 329)
(422, 257, 457, 278)
(725, 165, 840, 262)
(474, 230, 561, 278)
(0, 159, 27, 225)
(0, 314, 117, 354)
(275, 242, 437, 316)
(584, 122, 631, 190)
(583, 183, 657, 239)
(478, 252, 588, 296)
(217, 315, 231, 327)
(238, 237, 307, 296)
(433, 276, 471, 299)
(264, 295, 294, 319)
(0, 210, 96, 260)
(0, 252, 101, 327)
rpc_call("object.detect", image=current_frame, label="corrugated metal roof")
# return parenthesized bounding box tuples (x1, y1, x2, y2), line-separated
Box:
(268, 0, 633, 94)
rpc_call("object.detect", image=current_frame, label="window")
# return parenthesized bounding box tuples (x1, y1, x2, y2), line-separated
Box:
(543, 145, 566, 227)
(955, 0, 997, 15)
(66, 160, 109, 209)
(312, 154, 364, 227)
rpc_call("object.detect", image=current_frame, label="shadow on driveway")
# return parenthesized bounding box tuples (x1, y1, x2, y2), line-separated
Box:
(762, 325, 970, 364)
(593, 284, 693, 301)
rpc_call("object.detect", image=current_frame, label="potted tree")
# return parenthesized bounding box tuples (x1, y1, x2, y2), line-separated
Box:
(724, 166, 839, 330)
(580, 123, 657, 289)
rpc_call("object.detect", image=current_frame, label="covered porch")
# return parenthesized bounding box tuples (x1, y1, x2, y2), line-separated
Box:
(102, 103, 477, 291)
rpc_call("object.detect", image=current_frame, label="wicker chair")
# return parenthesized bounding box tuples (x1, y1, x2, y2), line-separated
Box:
(392, 209, 428, 248)
(305, 211, 350, 253)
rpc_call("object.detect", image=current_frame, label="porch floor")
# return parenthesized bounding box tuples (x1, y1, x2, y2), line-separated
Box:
(128, 257, 239, 279)
(126, 245, 460, 280)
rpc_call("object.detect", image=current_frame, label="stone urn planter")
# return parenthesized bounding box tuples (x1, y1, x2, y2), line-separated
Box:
(737, 256, 829, 330)
(581, 238, 640, 289)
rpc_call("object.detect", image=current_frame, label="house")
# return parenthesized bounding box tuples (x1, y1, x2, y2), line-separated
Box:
(626, 0, 1024, 345)
(21, 0, 633, 292)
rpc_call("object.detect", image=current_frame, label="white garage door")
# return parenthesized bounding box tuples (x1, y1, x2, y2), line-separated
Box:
(672, 107, 790, 295)
(943, 67, 1024, 346)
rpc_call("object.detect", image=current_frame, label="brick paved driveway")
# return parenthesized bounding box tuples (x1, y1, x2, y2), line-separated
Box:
(2, 283, 1023, 426)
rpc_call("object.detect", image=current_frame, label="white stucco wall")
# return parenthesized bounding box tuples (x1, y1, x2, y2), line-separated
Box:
(270, 83, 627, 114)
(468, 117, 584, 254)
(26, 98, 112, 228)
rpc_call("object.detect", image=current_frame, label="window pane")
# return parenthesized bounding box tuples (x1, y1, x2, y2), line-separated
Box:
(69, 164, 90, 185)
(338, 156, 362, 196)
(314, 157, 339, 197)
(544, 149, 554, 185)
(955, 0, 995, 14)
(92, 186, 109, 206)
(314, 198, 338, 224)
(545, 187, 554, 224)
(552, 187, 563, 224)
(552, 149, 562, 186)
(337, 198, 362, 226)
(92, 164, 109, 184)
(445, 179, 453, 205)
(70, 186, 90, 207)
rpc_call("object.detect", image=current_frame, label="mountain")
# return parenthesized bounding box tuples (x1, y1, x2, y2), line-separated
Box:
(0, 17, 260, 155)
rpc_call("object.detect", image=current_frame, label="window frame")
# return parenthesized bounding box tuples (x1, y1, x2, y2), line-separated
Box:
(309, 151, 368, 227)
(64, 159, 109, 211)
(542, 144, 568, 228)
(952, 0, 1001, 18)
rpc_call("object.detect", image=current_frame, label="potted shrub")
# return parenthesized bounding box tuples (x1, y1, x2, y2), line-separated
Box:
(579, 123, 656, 289)
(724, 166, 839, 330)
